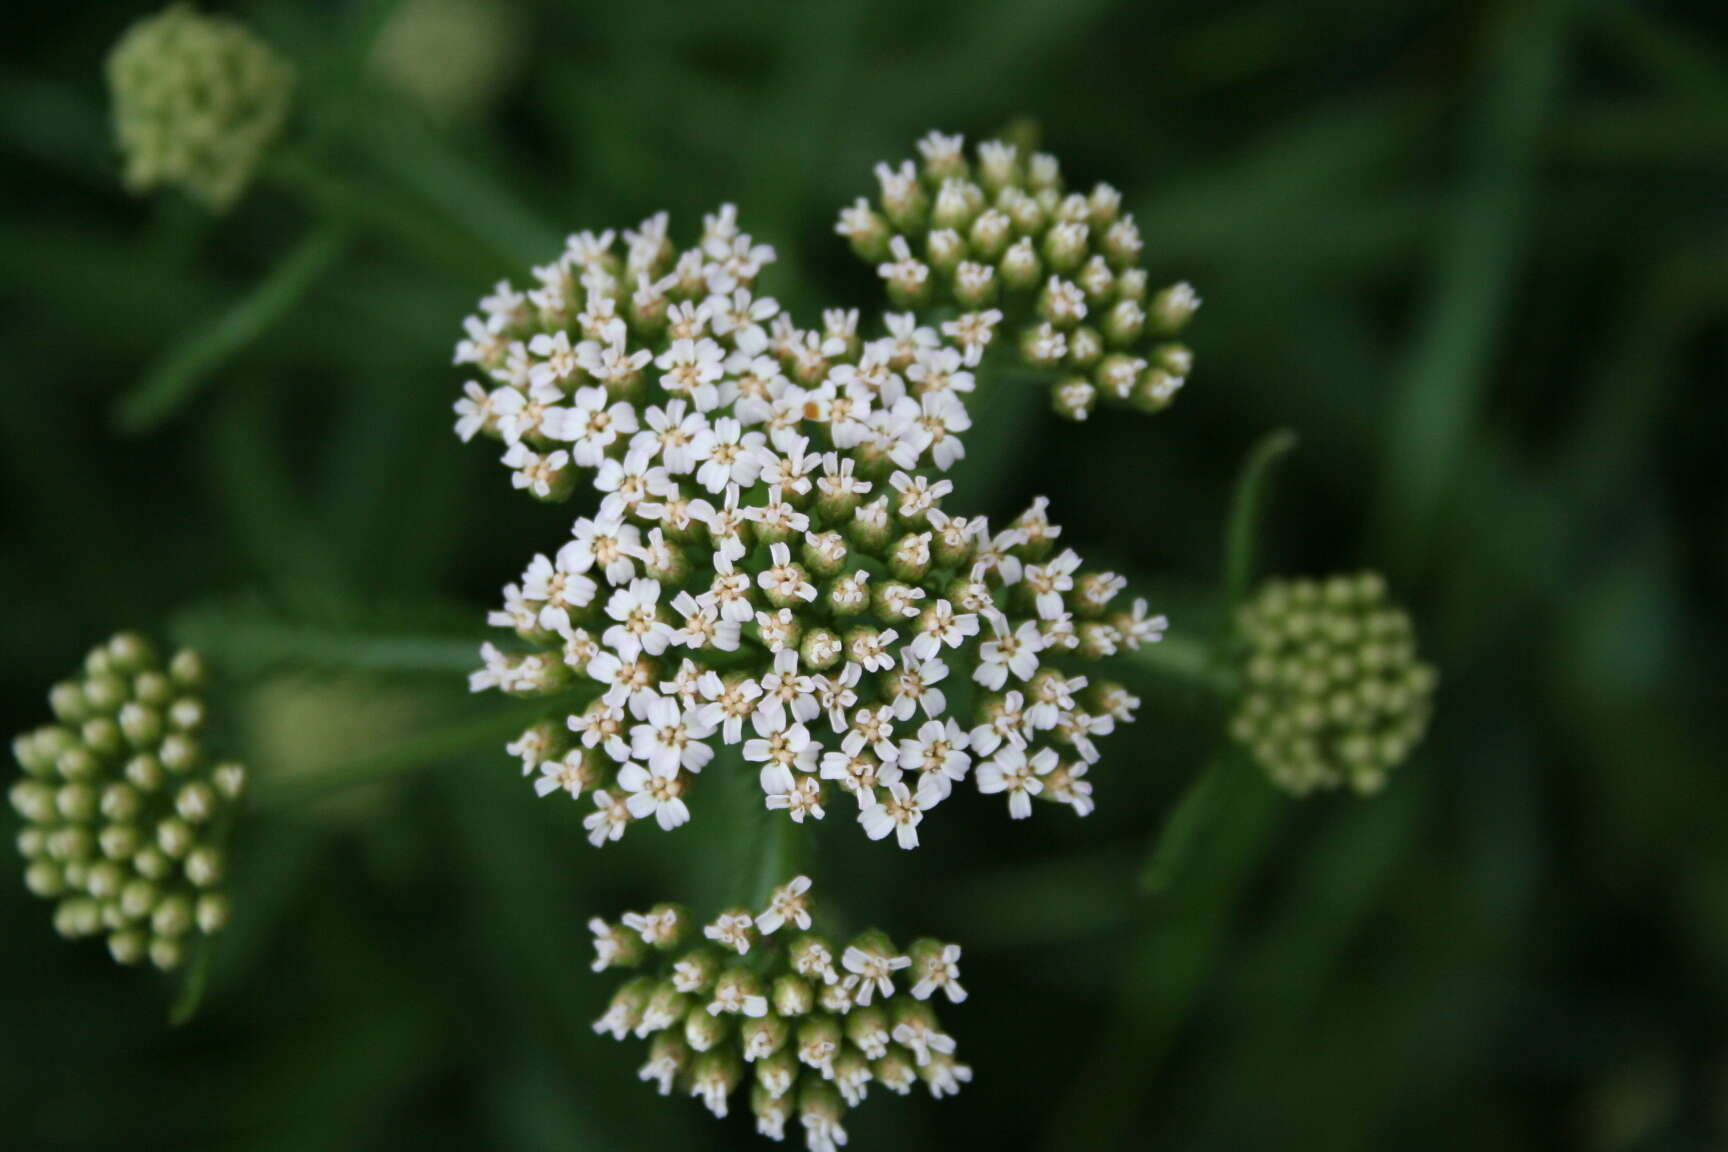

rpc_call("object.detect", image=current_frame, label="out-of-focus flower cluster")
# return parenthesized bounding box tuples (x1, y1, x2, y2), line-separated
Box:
(837, 130, 1200, 421)
(455, 208, 1166, 850)
(591, 876, 969, 1149)
(10, 634, 244, 971)
(1231, 573, 1437, 795)
(106, 3, 294, 211)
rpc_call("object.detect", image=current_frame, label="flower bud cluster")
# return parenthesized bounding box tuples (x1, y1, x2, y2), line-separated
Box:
(10, 633, 244, 970)
(456, 207, 1166, 850)
(836, 130, 1200, 421)
(453, 204, 999, 498)
(590, 876, 969, 1148)
(106, 3, 295, 211)
(1231, 573, 1437, 795)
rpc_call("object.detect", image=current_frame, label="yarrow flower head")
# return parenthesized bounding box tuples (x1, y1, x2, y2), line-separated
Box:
(837, 129, 1201, 421)
(10, 633, 245, 971)
(107, 4, 295, 211)
(589, 876, 970, 1147)
(452, 204, 993, 497)
(1231, 573, 1437, 795)
(458, 206, 1166, 850)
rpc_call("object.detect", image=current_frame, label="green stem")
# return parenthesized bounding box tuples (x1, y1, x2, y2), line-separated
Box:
(1221, 428, 1298, 617)
(251, 690, 594, 809)
(1126, 631, 1239, 697)
(752, 814, 806, 908)
(114, 222, 352, 435)
(262, 147, 509, 283)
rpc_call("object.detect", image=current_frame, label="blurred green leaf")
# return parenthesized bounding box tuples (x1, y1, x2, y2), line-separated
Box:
(114, 223, 351, 434)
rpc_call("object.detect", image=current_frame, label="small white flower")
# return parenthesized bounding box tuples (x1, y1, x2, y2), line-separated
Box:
(583, 789, 632, 846)
(898, 718, 971, 805)
(757, 542, 817, 604)
(616, 760, 690, 830)
(809, 662, 862, 732)
(629, 694, 716, 775)
(760, 764, 825, 823)
(975, 614, 1046, 690)
(858, 779, 926, 850)
(1121, 597, 1169, 648)
(669, 590, 741, 652)
(703, 911, 755, 955)
(976, 744, 1058, 819)
(911, 943, 967, 1003)
(601, 578, 674, 659)
(1024, 548, 1081, 620)
(561, 513, 640, 586)
(695, 418, 765, 493)
(755, 874, 813, 935)
(885, 650, 948, 721)
(695, 670, 762, 745)
(742, 710, 818, 773)
(841, 942, 911, 1005)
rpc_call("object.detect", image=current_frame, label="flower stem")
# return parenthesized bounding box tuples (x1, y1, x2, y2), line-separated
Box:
(1127, 632, 1239, 697)
(753, 815, 806, 908)
(251, 690, 594, 809)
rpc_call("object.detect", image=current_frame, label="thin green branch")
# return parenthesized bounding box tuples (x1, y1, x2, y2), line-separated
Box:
(113, 222, 351, 434)
(1221, 428, 1298, 616)
(252, 692, 592, 809)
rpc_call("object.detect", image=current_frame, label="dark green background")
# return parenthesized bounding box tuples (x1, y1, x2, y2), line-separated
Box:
(4, 0, 1725, 1148)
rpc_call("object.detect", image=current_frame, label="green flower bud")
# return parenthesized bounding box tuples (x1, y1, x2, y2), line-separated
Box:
(148, 934, 183, 972)
(82, 674, 129, 714)
(159, 732, 201, 774)
(195, 892, 230, 934)
(800, 628, 842, 672)
(49, 682, 89, 724)
(24, 860, 64, 898)
(108, 928, 148, 966)
(1233, 574, 1437, 796)
(684, 1005, 730, 1053)
(1052, 377, 1097, 421)
(999, 237, 1042, 291)
(107, 3, 296, 211)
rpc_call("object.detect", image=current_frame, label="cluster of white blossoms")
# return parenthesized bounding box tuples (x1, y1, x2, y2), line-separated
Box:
(590, 876, 969, 1149)
(453, 203, 998, 499)
(454, 206, 1166, 851)
(10, 634, 243, 971)
(838, 130, 1201, 421)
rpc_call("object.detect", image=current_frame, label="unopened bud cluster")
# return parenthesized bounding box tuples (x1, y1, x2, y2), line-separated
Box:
(1231, 574, 1437, 795)
(591, 876, 969, 1149)
(107, 3, 294, 211)
(10, 633, 243, 970)
(457, 207, 1167, 849)
(838, 130, 1200, 421)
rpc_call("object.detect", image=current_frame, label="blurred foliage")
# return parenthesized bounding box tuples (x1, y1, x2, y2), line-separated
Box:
(3, 0, 1725, 1149)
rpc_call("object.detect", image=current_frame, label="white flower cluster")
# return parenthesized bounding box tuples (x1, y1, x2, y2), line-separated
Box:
(455, 206, 1167, 852)
(590, 876, 969, 1149)
(453, 204, 997, 499)
(838, 130, 1201, 421)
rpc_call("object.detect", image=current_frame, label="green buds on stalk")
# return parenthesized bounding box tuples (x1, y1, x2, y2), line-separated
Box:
(107, 4, 294, 211)
(1231, 573, 1438, 795)
(11, 632, 245, 970)
(838, 130, 1202, 421)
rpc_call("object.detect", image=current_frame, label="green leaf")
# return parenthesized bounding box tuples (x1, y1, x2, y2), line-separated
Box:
(113, 223, 351, 434)
(1139, 757, 1225, 893)
(1221, 427, 1298, 615)
(1374, 0, 1571, 571)
(167, 934, 213, 1027)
